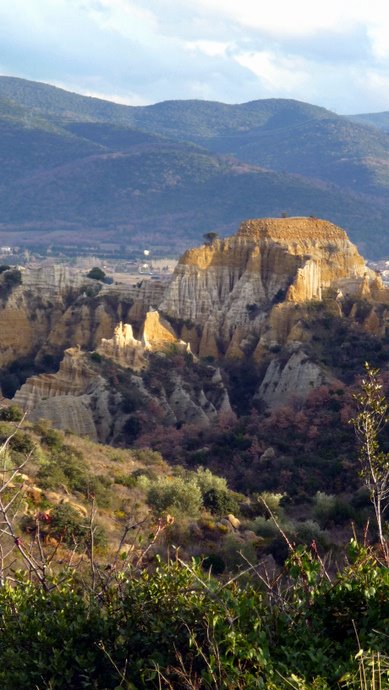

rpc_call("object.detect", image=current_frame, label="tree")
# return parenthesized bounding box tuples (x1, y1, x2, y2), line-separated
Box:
(203, 231, 219, 246)
(87, 267, 106, 281)
(351, 364, 389, 563)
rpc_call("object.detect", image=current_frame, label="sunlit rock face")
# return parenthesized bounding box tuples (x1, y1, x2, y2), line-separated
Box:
(97, 311, 190, 371)
(159, 217, 375, 359)
(4, 217, 389, 421)
(0, 264, 166, 369)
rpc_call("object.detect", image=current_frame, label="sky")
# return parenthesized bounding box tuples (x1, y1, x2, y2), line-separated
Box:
(1, 0, 389, 113)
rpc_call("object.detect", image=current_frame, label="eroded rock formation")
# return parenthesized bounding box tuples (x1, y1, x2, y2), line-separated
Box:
(159, 218, 381, 359)
(3, 217, 389, 420)
(0, 264, 164, 369)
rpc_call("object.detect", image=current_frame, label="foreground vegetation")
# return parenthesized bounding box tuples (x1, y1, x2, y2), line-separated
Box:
(0, 366, 388, 689)
(0, 529, 387, 689)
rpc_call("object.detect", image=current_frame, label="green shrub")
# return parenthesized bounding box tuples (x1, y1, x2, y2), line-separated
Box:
(194, 466, 228, 494)
(132, 448, 166, 466)
(313, 492, 355, 527)
(147, 476, 203, 516)
(87, 266, 106, 281)
(40, 427, 64, 450)
(8, 431, 34, 454)
(50, 503, 107, 549)
(132, 467, 158, 482)
(295, 520, 328, 548)
(37, 445, 88, 494)
(203, 487, 239, 515)
(0, 582, 110, 689)
(254, 491, 285, 518)
(0, 405, 23, 422)
(251, 515, 280, 540)
(50, 503, 86, 545)
(114, 473, 137, 488)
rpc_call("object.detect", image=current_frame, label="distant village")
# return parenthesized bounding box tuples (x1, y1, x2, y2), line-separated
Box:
(0, 244, 177, 286)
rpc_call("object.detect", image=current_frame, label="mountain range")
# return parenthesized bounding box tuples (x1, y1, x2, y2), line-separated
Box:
(1, 76, 389, 257)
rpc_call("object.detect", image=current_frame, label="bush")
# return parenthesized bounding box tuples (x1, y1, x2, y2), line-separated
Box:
(37, 445, 88, 494)
(0, 582, 109, 689)
(50, 503, 86, 545)
(132, 448, 166, 466)
(50, 503, 107, 549)
(40, 427, 64, 450)
(251, 515, 280, 540)
(313, 492, 355, 527)
(8, 431, 34, 454)
(147, 476, 203, 517)
(132, 467, 158, 482)
(194, 466, 228, 495)
(0, 405, 23, 422)
(87, 266, 106, 281)
(295, 520, 328, 548)
(203, 487, 239, 516)
(254, 491, 285, 518)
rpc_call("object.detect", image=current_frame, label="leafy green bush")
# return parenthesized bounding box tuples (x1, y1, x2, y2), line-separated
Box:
(40, 427, 64, 450)
(50, 503, 107, 549)
(295, 520, 328, 548)
(147, 476, 203, 516)
(314, 491, 355, 527)
(8, 430, 34, 454)
(50, 503, 87, 545)
(37, 445, 90, 495)
(0, 542, 387, 689)
(194, 466, 228, 494)
(0, 405, 23, 422)
(132, 447, 166, 466)
(132, 467, 158, 482)
(251, 515, 280, 540)
(0, 582, 110, 690)
(203, 487, 239, 515)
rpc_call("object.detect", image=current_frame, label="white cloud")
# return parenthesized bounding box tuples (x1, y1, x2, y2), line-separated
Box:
(191, 0, 355, 36)
(2, 0, 389, 112)
(82, 0, 159, 43)
(185, 40, 230, 58)
(235, 51, 309, 93)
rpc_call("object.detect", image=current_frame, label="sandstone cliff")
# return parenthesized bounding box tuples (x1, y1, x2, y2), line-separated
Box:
(3, 217, 389, 419)
(97, 311, 189, 371)
(156, 216, 389, 406)
(159, 217, 377, 360)
(0, 265, 164, 370)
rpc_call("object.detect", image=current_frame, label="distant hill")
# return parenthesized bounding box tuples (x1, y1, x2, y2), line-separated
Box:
(348, 112, 389, 132)
(1, 76, 389, 257)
